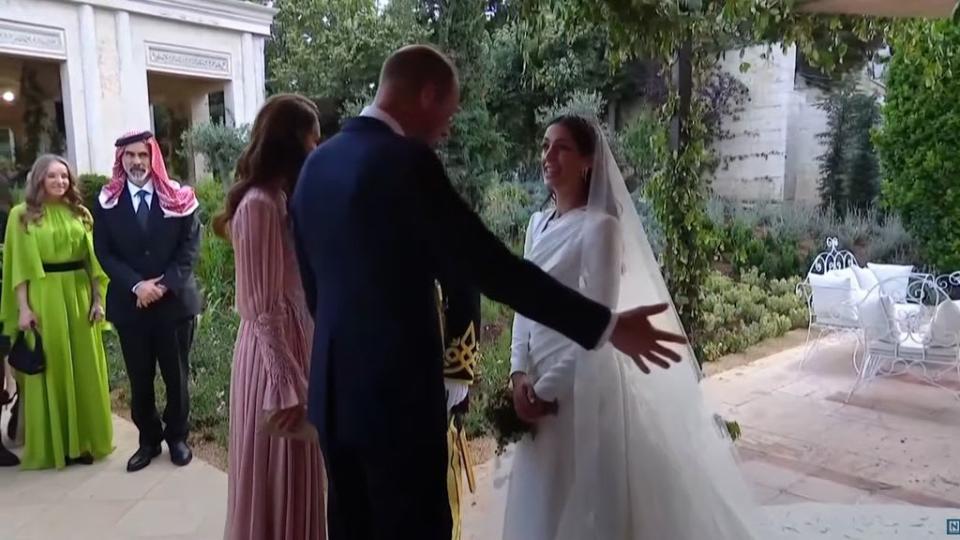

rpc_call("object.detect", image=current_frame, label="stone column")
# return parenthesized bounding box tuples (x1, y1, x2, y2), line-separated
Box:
(115, 10, 151, 134)
(241, 32, 257, 124)
(190, 93, 210, 181)
(78, 4, 103, 172)
(253, 36, 267, 112)
(58, 61, 87, 172)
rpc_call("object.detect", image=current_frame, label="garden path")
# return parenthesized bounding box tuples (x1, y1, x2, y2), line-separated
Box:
(0, 412, 227, 539)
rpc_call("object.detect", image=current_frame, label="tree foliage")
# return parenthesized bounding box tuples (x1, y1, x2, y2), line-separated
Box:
(267, 0, 429, 110)
(428, 0, 509, 210)
(180, 122, 250, 184)
(875, 20, 960, 271)
(518, 0, 889, 337)
(817, 89, 881, 216)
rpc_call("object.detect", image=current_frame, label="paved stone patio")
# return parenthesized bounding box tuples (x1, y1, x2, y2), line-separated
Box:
(2, 336, 959, 539)
(462, 336, 960, 538)
(0, 414, 226, 540)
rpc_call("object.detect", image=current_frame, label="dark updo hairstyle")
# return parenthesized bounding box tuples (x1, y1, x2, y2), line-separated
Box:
(546, 115, 597, 161)
(543, 114, 598, 207)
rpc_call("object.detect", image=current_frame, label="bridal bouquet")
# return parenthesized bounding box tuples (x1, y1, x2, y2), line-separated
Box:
(485, 386, 535, 455)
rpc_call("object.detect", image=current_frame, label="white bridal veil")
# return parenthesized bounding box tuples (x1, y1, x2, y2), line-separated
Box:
(554, 118, 769, 539)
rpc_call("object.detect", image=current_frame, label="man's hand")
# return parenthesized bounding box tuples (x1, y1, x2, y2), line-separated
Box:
(511, 372, 557, 423)
(610, 303, 687, 374)
(135, 278, 166, 309)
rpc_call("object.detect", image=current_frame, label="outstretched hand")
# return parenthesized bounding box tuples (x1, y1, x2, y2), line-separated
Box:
(610, 303, 687, 374)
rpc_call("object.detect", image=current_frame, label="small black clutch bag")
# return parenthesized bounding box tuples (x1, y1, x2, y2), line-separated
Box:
(9, 329, 44, 375)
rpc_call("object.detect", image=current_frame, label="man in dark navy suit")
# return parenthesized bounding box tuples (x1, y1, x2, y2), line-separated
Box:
(93, 131, 201, 473)
(291, 45, 685, 540)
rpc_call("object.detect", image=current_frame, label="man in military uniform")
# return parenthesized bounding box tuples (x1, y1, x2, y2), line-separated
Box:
(435, 274, 480, 540)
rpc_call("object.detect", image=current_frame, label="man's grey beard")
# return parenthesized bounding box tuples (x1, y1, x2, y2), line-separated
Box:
(126, 168, 150, 185)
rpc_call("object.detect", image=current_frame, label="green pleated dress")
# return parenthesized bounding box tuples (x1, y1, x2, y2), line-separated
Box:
(0, 203, 114, 470)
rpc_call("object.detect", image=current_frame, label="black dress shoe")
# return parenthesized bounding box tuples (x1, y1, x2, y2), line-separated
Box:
(0, 442, 18, 467)
(67, 454, 94, 466)
(168, 440, 193, 467)
(127, 445, 162, 472)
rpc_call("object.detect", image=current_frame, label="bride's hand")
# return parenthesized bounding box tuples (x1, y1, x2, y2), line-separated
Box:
(511, 372, 557, 422)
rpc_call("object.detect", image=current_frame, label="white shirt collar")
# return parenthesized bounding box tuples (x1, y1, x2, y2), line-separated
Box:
(127, 179, 154, 210)
(127, 178, 154, 196)
(360, 105, 405, 136)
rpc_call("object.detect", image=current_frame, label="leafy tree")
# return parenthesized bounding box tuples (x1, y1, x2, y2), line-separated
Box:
(267, 0, 429, 111)
(843, 94, 881, 211)
(429, 0, 509, 210)
(817, 92, 850, 215)
(486, 13, 646, 166)
(875, 20, 960, 270)
(817, 89, 881, 216)
(180, 122, 250, 184)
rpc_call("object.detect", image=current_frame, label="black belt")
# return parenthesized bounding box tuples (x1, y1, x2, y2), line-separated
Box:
(43, 261, 84, 273)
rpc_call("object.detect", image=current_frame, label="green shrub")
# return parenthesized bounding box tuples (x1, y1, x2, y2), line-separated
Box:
(195, 178, 227, 226)
(698, 270, 805, 363)
(189, 307, 238, 448)
(465, 297, 514, 438)
(481, 181, 532, 246)
(617, 110, 667, 190)
(198, 231, 235, 309)
(79, 173, 109, 211)
(875, 20, 960, 271)
(193, 181, 234, 307)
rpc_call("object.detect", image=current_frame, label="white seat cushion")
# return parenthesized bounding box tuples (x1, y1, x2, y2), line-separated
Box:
(809, 272, 860, 326)
(852, 265, 880, 291)
(867, 263, 913, 301)
(858, 292, 897, 341)
(930, 299, 960, 348)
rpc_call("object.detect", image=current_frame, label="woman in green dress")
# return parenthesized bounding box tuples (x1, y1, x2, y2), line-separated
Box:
(0, 154, 114, 469)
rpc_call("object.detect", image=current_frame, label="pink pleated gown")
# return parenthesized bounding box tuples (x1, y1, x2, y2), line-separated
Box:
(224, 187, 325, 540)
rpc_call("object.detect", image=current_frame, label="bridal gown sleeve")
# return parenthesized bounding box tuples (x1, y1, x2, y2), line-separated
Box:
(533, 214, 623, 401)
(234, 196, 307, 411)
(510, 213, 540, 376)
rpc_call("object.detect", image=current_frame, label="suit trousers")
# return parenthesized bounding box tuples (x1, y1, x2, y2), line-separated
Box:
(116, 316, 195, 447)
(324, 439, 452, 540)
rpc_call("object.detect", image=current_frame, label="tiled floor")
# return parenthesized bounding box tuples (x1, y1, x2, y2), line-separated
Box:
(0, 414, 226, 540)
(462, 336, 960, 539)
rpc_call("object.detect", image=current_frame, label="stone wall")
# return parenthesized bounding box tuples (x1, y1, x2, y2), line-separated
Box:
(711, 45, 795, 202)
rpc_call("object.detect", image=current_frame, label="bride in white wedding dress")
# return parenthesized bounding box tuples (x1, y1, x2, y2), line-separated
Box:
(502, 114, 771, 540)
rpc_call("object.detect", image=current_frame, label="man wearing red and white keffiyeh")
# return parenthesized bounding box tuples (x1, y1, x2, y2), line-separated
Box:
(93, 130, 202, 474)
(99, 131, 199, 217)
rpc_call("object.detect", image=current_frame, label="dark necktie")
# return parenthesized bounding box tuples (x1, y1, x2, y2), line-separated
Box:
(136, 190, 150, 230)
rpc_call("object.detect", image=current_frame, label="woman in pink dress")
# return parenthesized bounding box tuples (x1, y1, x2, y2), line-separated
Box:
(215, 94, 325, 540)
